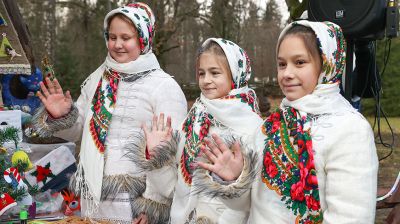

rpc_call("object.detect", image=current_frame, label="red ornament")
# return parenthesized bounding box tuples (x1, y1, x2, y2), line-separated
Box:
(32, 162, 55, 184)
(0, 193, 17, 216)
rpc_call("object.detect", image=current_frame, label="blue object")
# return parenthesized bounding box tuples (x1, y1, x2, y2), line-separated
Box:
(2, 73, 42, 115)
(19, 67, 42, 92)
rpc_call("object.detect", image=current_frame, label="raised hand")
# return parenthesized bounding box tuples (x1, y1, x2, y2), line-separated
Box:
(197, 134, 244, 181)
(142, 113, 172, 155)
(37, 77, 72, 118)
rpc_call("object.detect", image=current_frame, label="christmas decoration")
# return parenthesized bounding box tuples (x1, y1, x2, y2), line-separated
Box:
(0, 33, 12, 57)
(0, 33, 21, 61)
(11, 150, 33, 172)
(3, 167, 22, 189)
(0, 127, 39, 212)
(41, 57, 56, 80)
(25, 146, 76, 192)
(0, 193, 17, 216)
(31, 162, 55, 184)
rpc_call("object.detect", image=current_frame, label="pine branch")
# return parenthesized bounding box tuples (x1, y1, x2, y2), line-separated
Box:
(2, 127, 20, 149)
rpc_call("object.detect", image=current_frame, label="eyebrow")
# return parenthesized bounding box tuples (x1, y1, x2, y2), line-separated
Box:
(198, 66, 222, 70)
(277, 54, 308, 60)
(209, 67, 221, 70)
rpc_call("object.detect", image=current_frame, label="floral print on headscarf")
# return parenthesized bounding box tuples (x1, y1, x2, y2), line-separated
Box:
(104, 2, 155, 54)
(262, 21, 347, 224)
(278, 20, 346, 84)
(180, 38, 261, 185)
(202, 38, 252, 88)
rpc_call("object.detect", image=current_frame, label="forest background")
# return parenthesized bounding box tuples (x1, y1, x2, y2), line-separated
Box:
(14, 0, 400, 117)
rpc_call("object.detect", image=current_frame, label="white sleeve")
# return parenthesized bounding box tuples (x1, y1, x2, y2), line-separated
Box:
(151, 75, 187, 129)
(322, 116, 378, 224)
(143, 75, 187, 202)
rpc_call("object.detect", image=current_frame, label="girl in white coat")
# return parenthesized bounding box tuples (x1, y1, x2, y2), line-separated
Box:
(197, 21, 378, 224)
(138, 38, 263, 224)
(33, 2, 187, 223)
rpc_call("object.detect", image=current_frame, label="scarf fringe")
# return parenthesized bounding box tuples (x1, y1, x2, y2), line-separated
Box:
(192, 139, 258, 200)
(31, 105, 79, 137)
(131, 195, 172, 224)
(125, 131, 180, 172)
(71, 162, 100, 218)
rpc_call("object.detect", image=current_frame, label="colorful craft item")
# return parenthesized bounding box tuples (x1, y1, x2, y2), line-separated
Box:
(11, 150, 33, 171)
(0, 33, 12, 57)
(0, 193, 17, 216)
(3, 167, 21, 189)
(19, 67, 43, 92)
(41, 57, 55, 80)
(31, 162, 55, 184)
(25, 146, 76, 192)
(0, 12, 7, 26)
(0, 33, 21, 61)
(61, 189, 80, 216)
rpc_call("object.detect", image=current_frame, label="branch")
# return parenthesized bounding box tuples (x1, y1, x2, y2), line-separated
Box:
(284, 0, 308, 20)
(159, 45, 180, 55)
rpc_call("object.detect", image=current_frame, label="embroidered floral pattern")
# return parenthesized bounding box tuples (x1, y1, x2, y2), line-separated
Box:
(89, 70, 120, 153)
(117, 2, 154, 54)
(212, 38, 251, 89)
(261, 108, 322, 224)
(180, 105, 214, 185)
(222, 90, 259, 113)
(324, 22, 346, 84)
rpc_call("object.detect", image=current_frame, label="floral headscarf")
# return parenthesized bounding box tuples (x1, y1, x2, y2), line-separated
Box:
(278, 20, 346, 85)
(261, 21, 346, 224)
(180, 38, 263, 185)
(104, 2, 155, 54)
(201, 38, 252, 88)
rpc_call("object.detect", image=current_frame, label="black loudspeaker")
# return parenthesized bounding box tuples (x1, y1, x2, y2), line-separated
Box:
(386, 0, 400, 38)
(308, 0, 387, 40)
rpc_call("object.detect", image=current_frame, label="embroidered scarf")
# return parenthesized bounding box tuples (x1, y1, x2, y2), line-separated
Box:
(261, 21, 346, 224)
(73, 2, 160, 213)
(180, 38, 263, 185)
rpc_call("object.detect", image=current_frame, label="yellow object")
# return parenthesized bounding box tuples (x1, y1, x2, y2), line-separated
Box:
(0, 146, 7, 154)
(11, 150, 33, 171)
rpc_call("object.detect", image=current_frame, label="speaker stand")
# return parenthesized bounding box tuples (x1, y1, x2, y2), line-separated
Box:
(344, 39, 354, 102)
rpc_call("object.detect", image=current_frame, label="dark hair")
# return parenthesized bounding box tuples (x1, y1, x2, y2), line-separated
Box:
(277, 25, 322, 67)
(105, 13, 137, 39)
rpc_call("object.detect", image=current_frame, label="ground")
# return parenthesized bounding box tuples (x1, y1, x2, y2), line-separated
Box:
(374, 117, 400, 224)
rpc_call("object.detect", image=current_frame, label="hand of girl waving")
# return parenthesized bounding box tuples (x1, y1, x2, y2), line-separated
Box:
(142, 113, 172, 155)
(37, 77, 73, 119)
(197, 134, 244, 181)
